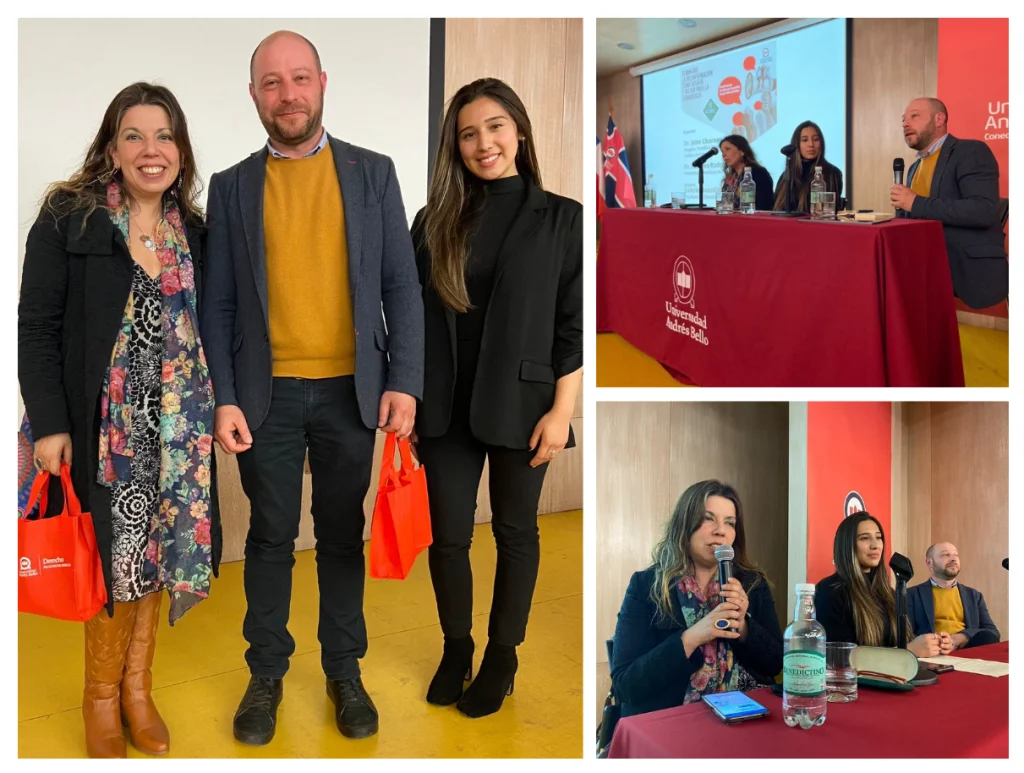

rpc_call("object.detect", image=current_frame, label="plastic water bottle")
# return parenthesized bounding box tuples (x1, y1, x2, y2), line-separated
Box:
(783, 583, 827, 729)
(739, 168, 756, 214)
(809, 167, 826, 220)
(645, 174, 656, 208)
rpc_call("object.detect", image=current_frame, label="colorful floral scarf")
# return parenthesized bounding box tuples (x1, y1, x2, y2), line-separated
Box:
(97, 182, 215, 625)
(678, 573, 743, 704)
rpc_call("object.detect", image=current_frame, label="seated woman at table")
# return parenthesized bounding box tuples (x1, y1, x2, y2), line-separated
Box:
(815, 512, 951, 659)
(610, 480, 783, 719)
(719, 135, 774, 211)
(772, 120, 843, 212)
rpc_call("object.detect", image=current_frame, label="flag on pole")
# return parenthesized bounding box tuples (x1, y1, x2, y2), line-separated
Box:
(603, 114, 637, 208)
(597, 136, 607, 221)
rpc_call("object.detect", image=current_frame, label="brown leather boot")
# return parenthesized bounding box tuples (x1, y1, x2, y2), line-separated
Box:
(121, 591, 170, 755)
(83, 602, 136, 758)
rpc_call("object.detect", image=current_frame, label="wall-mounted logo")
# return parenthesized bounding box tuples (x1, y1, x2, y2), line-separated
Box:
(844, 491, 865, 518)
(673, 255, 696, 307)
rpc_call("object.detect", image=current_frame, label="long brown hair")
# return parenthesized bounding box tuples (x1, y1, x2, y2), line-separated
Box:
(832, 512, 909, 646)
(772, 120, 841, 212)
(419, 78, 542, 312)
(42, 82, 203, 230)
(650, 480, 768, 622)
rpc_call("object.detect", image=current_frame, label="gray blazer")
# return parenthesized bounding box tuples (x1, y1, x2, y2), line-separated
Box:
(907, 580, 1000, 643)
(904, 134, 1007, 309)
(201, 135, 424, 432)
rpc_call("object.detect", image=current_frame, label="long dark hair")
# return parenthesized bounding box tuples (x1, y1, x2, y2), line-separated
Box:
(719, 134, 761, 175)
(772, 120, 840, 212)
(650, 480, 768, 622)
(832, 512, 908, 646)
(42, 82, 203, 229)
(419, 78, 542, 313)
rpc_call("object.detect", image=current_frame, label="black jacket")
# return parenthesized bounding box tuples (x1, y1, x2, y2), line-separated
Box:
(814, 572, 895, 646)
(903, 135, 1007, 309)
(18, 197, 222, 617)
(610, 566, 783, 718)
(907, 580, 1000, 642)
(725, 165, 775, 211)
(411, 179, 583, 449)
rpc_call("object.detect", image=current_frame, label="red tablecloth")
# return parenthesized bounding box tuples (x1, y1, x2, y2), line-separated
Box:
(596, 208, 965, 386)
(607, 642, 1008, 758)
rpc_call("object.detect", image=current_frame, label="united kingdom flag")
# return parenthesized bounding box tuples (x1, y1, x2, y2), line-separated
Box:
(603, 114, 637, 208)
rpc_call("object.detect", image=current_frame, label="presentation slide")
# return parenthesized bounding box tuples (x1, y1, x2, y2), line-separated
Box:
(642, 19, 847, 207)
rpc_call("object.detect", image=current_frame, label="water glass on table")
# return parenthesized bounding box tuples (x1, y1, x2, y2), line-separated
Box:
(825, 642, 858, 702)
(716, 190, 733, 214)
(820, 192, 836, 220)
(671, 192, 686, 209)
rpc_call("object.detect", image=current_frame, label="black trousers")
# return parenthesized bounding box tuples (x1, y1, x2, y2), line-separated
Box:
(235, 376, 375, 680)
(415, 404, 549, 646)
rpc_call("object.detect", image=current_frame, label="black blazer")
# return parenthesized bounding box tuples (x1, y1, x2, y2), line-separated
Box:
(726, 165, 775, 211)
(814, 572, 895, 647)
(411, 179, 582, 450)
(18, 196, 222, 616)
(907, 581, 1000, 642)
(903, 135, 1007, 309)
(201, 135, 424, 433)
(610, 566, 783, 718)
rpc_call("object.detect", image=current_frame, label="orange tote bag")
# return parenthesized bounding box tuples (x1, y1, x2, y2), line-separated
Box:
(369, 434, 432, 580)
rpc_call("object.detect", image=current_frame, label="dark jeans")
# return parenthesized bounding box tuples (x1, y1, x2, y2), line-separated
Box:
(235, 376, 375, 681)
(415, 405, 549, 646)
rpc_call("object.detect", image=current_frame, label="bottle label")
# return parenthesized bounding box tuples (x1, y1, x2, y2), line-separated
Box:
(783, 651, 826, 696)
(811, 192, 821, 204)
(742, 191, 755, 203)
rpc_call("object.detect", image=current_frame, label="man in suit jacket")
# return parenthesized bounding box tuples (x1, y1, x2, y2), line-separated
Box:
(201, 30, 423, 745)
(890, 98, 1007, 310)
(907, 542, 1000, 651)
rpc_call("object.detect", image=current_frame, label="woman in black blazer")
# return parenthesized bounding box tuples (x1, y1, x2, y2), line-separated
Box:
(719, 135, 774, 211)
(411, 78, 582, 718)
(18, 82, 220, 758)
(611, 480, 783, 719)
(773, 120, 844, 212)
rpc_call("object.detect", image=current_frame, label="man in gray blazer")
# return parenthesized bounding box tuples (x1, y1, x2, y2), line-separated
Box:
(201, 30, 423, 745)
(891, 98, 1007, 310)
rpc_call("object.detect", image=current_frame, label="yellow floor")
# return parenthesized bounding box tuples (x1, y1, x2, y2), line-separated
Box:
(597, 325, 1008, 387)
(18, 511, 583, 759)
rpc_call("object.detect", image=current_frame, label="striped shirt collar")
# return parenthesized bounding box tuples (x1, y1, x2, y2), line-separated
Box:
(930, 577, 958, 588)
(916, 132, 948, 160)
(266, 128, 328, 159)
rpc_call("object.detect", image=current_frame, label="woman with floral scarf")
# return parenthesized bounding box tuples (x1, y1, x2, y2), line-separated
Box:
(609, 480, 783, 719)
(18, 82, 220, 758)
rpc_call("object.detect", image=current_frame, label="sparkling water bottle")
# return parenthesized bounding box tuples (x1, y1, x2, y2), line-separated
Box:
(739, 168, 756, 214)
(783, 583, 827, 729)
(645, 174, 657, 208)
(809, 167, 826, 220)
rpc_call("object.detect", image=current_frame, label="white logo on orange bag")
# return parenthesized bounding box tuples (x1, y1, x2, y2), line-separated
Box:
(42, 556, 71, 570)
(19, 556, 38, 578)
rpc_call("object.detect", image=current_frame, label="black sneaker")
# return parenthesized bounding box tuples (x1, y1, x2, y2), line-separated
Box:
(326, 677, 379, 739)
(233, 676, 283, 746)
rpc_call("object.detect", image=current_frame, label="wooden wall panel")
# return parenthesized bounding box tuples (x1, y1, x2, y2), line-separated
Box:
(851, 18, 938, 212)
(595, 402, 789, 721)
(900, 402, 1008, 642)
(595, 70, 643, 206)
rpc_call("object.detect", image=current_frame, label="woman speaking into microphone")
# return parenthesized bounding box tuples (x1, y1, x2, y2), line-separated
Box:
(610, 480, 783, 718)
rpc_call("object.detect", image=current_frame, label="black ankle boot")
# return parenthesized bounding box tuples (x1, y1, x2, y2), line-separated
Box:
(426, 635, 475, 706)
(456, 642, 517, 718)
(233, 676, 283, 746)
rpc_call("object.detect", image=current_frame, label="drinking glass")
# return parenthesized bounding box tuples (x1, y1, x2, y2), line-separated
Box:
(716, 190, 733, 214)
(821, 192, 836, 220)
(671, 192, 686, 209)
(826, 642, 858, 702)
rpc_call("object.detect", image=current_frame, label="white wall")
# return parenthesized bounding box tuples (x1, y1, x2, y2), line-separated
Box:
(17, 18, 431, 422)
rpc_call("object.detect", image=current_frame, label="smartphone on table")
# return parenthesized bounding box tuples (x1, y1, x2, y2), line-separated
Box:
(702, 691, 770, 724)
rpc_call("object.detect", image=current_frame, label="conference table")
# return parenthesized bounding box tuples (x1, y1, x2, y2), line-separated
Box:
(606, 641, 1008, 758)
(596, 208, 966, 386)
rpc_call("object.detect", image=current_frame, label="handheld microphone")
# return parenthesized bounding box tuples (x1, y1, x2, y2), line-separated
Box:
(1003, 558, 1009, 570)
(692, 147, 719, 167)
(714, 544, 739, 633)
(893, 158, 906, 186)
(781, 144, 796, 156)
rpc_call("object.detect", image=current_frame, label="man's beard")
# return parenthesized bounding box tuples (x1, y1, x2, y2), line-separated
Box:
(935, 564, 960, 581)
(907, 122, 936, 151)
(261, 99, 324, 147)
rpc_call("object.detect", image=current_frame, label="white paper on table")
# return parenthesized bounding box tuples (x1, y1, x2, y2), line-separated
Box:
(917, 655, 1010, 677)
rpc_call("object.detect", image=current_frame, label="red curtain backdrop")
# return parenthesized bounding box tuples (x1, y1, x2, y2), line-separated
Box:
(806, 403, 892, 587)
(939, 18, 1009, 318)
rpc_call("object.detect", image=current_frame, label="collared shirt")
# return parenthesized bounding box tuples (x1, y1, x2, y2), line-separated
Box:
(266, 128, 328, 159)
(916, 132, 948, 160)
(930, 577, 958, 588)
